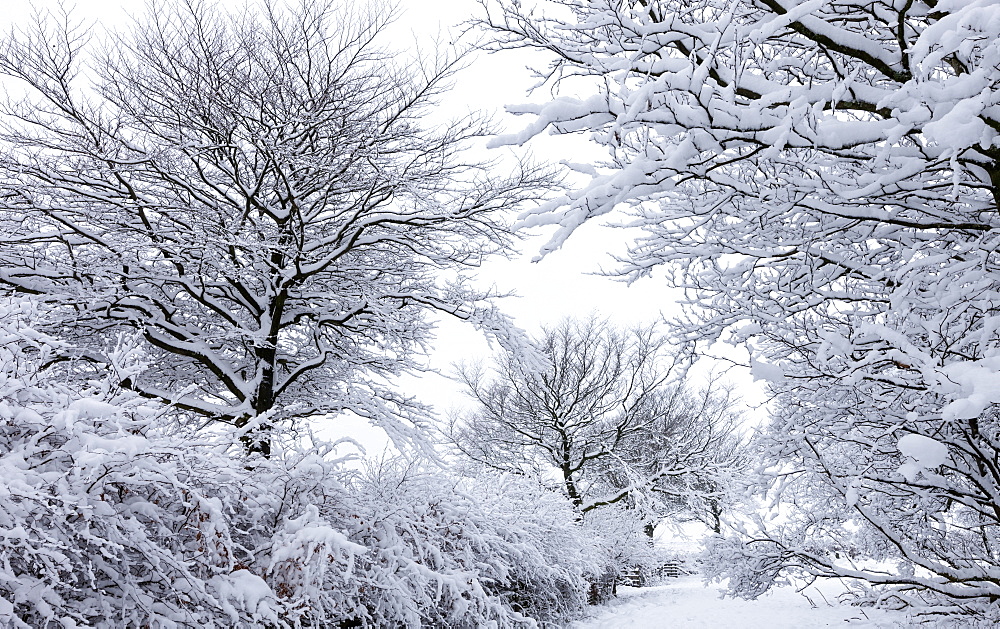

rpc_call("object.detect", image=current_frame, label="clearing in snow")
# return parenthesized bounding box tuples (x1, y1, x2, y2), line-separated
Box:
(571, 577, 906, 628)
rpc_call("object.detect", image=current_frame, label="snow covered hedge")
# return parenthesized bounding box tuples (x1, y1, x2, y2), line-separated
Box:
(345, 462, 597, 627)
(0, 297, 596, 627)
(0, 297, 313, 627)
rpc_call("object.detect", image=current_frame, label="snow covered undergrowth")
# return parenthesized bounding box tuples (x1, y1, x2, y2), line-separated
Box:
(571, 577, 906, 628)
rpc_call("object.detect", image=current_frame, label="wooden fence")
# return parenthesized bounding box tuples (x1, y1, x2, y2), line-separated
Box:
(619, 561, 688, 587)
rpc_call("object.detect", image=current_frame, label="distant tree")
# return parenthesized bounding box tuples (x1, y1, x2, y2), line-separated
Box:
(594, 380, 747, 534)
(0, 0, 552, 455)
(447, 317, 747, 531)
(476, 0, 1000, 622)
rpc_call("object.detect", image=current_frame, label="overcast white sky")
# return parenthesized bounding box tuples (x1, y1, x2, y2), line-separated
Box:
(3, 0, 760, 452)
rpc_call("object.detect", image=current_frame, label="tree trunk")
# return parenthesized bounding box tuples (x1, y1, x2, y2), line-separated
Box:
(241, 294, 285, 458)
(563, 465, 583, 509)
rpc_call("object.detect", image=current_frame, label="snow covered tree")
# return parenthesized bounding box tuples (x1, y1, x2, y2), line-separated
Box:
(447, 317, 746, 531)
(593, 378, 747, 534)
(0, 0, 551, 455)
(478, 0, 1000, 622)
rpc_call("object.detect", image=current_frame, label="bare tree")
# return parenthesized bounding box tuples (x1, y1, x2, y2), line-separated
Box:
(0, 0, 553, 455)
(447, 317, 746, 529)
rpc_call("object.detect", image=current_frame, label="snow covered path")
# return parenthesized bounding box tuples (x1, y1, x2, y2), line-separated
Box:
(570, 577, 906, 628)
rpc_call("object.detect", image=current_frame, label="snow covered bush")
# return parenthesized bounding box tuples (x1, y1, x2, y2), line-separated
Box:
(700, 536, 790, 601)
(0, 297, 282, 626)
(477, 0, 1000, 623)
(579, 504, 660, 591)
(344, 460, 596, 627)
(461, 472, 600, 623)
(0, 297, 599, 626)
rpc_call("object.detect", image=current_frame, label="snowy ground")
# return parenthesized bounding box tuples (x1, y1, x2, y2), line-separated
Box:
(570, 577, 908, 628)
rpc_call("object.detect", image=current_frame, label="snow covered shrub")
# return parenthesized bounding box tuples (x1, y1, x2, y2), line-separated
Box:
(0, 297, 282, 627)
(343, 460, 595, 628)
(0, 298, 380, 628)
(466, 473, 598, 623)
(0, 296, 607, 627)
(700, 536, 791, 601)
(578, 504, 659, 600)
(240, 450, 368, 628)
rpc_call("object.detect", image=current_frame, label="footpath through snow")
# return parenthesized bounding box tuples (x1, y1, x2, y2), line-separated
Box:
(570, 577, 907, 628)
